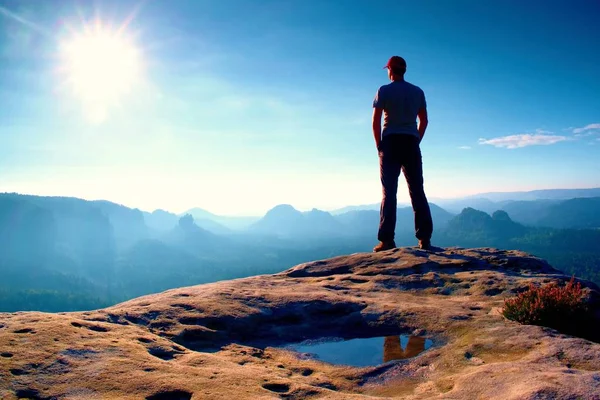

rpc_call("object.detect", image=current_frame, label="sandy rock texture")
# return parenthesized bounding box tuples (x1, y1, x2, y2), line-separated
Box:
(1, 247, 599, 399)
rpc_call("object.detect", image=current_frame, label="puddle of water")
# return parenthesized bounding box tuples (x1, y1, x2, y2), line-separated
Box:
(282, 335, 433, 367)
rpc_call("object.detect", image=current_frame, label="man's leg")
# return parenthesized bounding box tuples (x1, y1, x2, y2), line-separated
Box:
(383, 336, 403, 362)
(378, 139, 401, 243)
(401, 139, 433, 243)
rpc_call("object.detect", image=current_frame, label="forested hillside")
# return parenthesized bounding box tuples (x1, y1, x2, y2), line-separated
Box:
(1, 193, 599, 312)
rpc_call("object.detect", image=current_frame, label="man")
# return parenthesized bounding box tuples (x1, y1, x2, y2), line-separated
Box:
(372, 56, 433, 252)
(383, 335, 427, 362)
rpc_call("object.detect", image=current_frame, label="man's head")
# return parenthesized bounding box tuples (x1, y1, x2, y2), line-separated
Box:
(384, 56, 406, 80)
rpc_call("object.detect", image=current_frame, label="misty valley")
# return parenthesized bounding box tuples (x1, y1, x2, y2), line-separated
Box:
(1, 192, 600, 312)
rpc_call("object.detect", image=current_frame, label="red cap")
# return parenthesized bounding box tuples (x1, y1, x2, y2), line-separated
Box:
(384, 56, 407, 70)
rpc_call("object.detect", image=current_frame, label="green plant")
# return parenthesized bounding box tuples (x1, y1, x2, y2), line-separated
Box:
(502, 277, 588, 334)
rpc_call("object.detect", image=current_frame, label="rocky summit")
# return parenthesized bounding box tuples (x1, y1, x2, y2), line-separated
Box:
(1, 247, 599, 400)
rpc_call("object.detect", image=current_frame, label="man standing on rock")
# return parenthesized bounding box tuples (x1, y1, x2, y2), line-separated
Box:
(372, 56, 433, 252)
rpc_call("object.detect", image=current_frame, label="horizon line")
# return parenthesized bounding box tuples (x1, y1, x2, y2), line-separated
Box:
(2, 185, 599, 217)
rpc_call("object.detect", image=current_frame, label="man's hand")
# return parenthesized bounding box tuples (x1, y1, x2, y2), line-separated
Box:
(372, 107, 383, 150)
(417, 107, 428, 142)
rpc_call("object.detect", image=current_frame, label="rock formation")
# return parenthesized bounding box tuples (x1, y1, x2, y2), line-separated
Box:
(1, 247, 599, 399)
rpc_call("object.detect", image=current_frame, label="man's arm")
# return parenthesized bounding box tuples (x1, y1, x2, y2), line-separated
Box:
(417, 107, 428, 142)
(372, 107, 383, 150)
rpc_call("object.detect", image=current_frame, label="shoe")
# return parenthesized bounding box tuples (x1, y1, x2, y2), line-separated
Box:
(373, 240, 396, 252)
(418, 239, 432, 250)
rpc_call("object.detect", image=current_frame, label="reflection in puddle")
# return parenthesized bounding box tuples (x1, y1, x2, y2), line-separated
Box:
(283, 335, 432, 367)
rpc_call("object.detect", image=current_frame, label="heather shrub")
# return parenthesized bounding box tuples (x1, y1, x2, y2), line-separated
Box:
(502, 277, 589, 336)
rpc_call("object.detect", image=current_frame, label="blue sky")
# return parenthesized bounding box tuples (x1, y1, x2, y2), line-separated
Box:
(1, 0, 599, 215)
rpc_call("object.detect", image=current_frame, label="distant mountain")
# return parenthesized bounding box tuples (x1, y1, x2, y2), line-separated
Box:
(162, 214, 222, 257)
(1, 193, 148, 249)
(183, 207, 259, 230)
(250, 204, 303, 235)
(182, 207, 220, 220)
(333, 203, 454, 238)
(304, 208, 345, 232)
(436, 206, 600, 286)
(178, 187, 600, 227)
(329, 203, 379, 215)
(492, 197, 600, 229)
(0, 195, 57, 268)
(92, 200, 148, 247)
(428, 204, 456, 227)
(330, 202, 411, 215)
(442, 208, 527, 245)
(334, 209, 378, 236)
(461, 187, 600, 202)
(439, 206, 600, 254)
(148, 208, 232, 234)
(498, 199, 560, 226)
(537, 197, 600, 229)
(249, 205, 346, 238)
(431, 197, 501, 214)
(194, 218, 232, 235)
(0, 193, 117, 283)
(249, 203, 454, 240)
(0, 194, 118, 311)
(429, 188, 600, 214)
(143, 209, 179, 232)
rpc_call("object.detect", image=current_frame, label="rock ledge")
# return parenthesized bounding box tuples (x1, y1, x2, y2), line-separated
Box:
(1, 247, 599, 399)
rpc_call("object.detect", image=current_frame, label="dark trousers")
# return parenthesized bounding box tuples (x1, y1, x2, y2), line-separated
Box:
(378, 134, 433, 242)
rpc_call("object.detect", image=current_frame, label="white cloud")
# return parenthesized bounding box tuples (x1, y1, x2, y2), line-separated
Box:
(478, 134, 568, 149)
(572, 123, 600, 134)
(458, 146, 471, 150)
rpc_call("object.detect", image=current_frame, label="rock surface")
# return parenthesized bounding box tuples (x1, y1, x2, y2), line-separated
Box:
(1, 247, 600, 399)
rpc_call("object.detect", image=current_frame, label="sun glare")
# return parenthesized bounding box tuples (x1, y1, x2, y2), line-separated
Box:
(59, 24, 142, 123)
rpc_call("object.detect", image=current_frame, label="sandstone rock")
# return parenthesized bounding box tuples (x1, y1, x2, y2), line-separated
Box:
(1, 247, 599, 399)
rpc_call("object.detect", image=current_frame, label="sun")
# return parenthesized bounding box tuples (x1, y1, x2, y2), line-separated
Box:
(59, 23, 142, 123)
